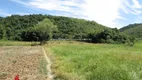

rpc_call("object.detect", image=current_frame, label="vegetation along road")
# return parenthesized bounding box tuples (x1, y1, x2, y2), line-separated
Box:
(42, 47, 54, 80)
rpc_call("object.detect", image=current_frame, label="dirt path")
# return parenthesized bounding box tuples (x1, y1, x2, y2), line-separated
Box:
(41, 47, 54, 80)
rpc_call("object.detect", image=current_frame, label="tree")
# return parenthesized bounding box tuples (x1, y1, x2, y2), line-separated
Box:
(33, 18, 57, 45)
(0, 25, 3, 39)
(89, 28, 135, 44)
(0, 25, 6, 40)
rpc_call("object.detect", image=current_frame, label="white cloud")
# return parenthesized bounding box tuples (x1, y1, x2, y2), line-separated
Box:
(121, 0, 142, 15)
(10, 0, 142, 28)
(82, 0, 126, 28)
(10, 0, 85, 18)
(29, 0, 83, 13)
(11, 0, 28, 6)
(132, 0, 142, 8)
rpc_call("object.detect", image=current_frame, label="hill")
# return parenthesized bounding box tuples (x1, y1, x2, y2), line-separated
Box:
(0, 14, 107, 41)
(120, 23, 142, 39)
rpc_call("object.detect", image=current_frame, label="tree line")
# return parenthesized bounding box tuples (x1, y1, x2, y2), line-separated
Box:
(0, 14, 135, 45)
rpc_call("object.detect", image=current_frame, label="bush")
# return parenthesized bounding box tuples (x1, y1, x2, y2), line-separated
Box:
(89, 29, 135, 45)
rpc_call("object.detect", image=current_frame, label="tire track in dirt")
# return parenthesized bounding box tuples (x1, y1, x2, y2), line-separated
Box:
(41, 47, 54, 80)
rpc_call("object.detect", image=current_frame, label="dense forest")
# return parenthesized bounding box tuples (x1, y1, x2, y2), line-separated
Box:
(120, 23, 142, 39)
(0, 14, 106, 40)
(0, 14, 135, 44)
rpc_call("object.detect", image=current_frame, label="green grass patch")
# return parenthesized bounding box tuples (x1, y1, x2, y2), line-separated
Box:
(46, 41, 142, 80)
(0, 41, 39, 46)
(38, 58, 48, 75)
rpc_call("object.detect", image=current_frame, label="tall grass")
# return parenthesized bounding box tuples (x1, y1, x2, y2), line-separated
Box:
(39, 58, 48, 75)
(46, 41, 142, 80)
(0, 41, 39, 46)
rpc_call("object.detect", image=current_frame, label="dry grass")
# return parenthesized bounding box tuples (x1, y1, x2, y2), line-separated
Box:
(0, 46, 47, 80)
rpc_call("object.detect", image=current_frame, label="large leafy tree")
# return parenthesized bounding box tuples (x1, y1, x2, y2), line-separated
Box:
(33, 18, 57, 45)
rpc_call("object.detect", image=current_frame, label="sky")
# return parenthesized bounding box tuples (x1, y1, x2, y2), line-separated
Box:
(0, 0, 142, 28)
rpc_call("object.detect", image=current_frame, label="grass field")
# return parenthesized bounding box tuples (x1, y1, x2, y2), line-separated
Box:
(1, 41, 142, 80)
(45, 41, 142, 80)
(0, 46, 47, 80)
(0, 40, 39, 46)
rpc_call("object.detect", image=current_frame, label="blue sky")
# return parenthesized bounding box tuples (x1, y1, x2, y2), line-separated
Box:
(0, 0, 142, 28)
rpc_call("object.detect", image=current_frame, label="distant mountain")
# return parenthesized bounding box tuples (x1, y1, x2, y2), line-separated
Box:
(120, 23, 142, 39)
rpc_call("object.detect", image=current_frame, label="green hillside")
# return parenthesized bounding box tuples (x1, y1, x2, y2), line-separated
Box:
(0, 14, 107, 41)
(0, 14, 134, 44)
(47, 16, 107, 39)
(120, 23, 142, 39)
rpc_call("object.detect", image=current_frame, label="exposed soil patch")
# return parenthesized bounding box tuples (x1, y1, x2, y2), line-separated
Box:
(0, 46, 47, 80)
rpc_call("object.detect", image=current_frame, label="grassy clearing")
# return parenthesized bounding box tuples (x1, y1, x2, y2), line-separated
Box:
(45, 41, 142, 80)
